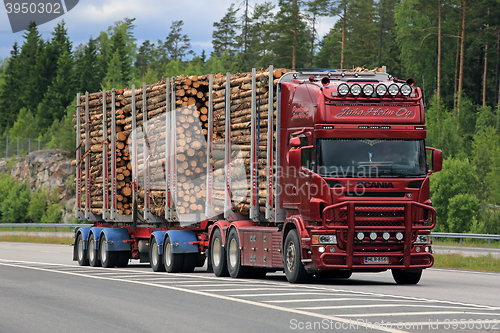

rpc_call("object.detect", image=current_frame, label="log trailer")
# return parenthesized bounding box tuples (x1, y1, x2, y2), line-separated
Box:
(73, 66, 442, 284)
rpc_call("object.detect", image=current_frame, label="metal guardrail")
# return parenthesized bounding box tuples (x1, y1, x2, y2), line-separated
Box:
(1, 225, 499, 247)
(0, 223, 92, 232)
(431, 232, 500, 247)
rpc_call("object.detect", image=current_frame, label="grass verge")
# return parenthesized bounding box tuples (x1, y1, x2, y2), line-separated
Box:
(0, 227, 77, 232)
(432, 238, 500, 249)
(0, 235, 73, 245)
(433, 253, 500, 273)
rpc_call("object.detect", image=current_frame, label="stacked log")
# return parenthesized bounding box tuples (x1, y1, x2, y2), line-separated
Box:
(210, 69, 285, 215)
(74, 68, 287, 221)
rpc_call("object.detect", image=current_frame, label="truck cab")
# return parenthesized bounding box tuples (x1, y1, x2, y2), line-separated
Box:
(279, 69, 442, 284)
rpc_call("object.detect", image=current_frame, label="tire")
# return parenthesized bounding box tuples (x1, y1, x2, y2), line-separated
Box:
(284, 230, 310, 283)
(316, 270, 352, 279)
(211, 228, 229, 277)
(116, 252, 129, 267)
(163, 236, 184, 273)
(150, 238, 165, 272)
(182, 253, 197, 273)
(392, 269, 422, 285)
(75, 233, 89, 266)
(88, 233, 101, 267)
(227, 228, 251, 278)
(100, 235, 118, 268)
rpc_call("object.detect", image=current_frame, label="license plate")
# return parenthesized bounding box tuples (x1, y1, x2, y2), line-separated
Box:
(364, 256, 388, 264)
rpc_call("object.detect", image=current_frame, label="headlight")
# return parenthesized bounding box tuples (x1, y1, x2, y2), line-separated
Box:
(400, 84, 412, 96)
(382, 232, 391, 241)
(376, 84, 387, 96)
(388, 84, 399, 96)
(395, 232, 404, 241)
(356, 232, 365, 241)
(350, 84, 362, 96)
(363, 84, 374, 97)
(338, 83, 349, 96)
(415, 234, 430, 244)
(312, 234, 338, 245)
(369, 232, 378, 241)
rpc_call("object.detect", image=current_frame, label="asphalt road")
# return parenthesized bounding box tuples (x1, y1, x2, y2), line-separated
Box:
(0, 242, 499, 333)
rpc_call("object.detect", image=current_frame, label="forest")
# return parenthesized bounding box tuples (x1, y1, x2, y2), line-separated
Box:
(0, 0, 499, 233)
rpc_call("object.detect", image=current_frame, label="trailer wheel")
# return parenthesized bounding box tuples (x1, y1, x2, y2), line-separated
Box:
(150, 238, 165, 272)
(182, 253, 197, 273)
(163, 236, 183, 273)
(116, 252, 129, 268)
(227, 229, 251, 278)
(88, 233, 101, 267)
(211, 228, 229, 277)
(392, 269, 422, 285)
(76, 233, 89, 266)
(100, 235, 118, 268)
(284, 230, 310, 283)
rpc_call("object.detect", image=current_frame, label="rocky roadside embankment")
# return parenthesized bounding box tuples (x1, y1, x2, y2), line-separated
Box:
(0, 149, 75, 223)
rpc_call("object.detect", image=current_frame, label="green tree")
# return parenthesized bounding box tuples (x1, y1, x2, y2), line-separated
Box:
(1, 181, 30, 223)
(75, 37, 100, 94)
(447, 193, 481, 233)
(472, 126, 500, 200)
(271, 0, 311, 69)
(19, 22, 43, 115)
(0, 43, 22, 133)
(430, 158, 479, 231)
(212, 3, 240, 58)
(164, 20, 192, 62)
(8, 108, 37, 139)
(27, 187, 47, 223)
(36, 48, 75, 128)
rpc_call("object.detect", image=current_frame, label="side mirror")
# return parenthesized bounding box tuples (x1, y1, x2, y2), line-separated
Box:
(290, 137, 301, 148)
(288, 148, 302, 172)
(426, 147, 442, 173)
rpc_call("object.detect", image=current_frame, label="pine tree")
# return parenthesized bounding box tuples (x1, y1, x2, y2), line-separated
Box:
(164, 20, 192, 61)
(36, 49, 75, 128)
(212, 4, 240, 58)
(271, 0, 311, 69)
(0, 43, 22, 133)
(135, 40, 155, 76)
(19, 22, 42, 114)
(75, 37, 100, 93)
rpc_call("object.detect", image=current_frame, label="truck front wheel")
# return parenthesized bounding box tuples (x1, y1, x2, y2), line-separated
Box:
(284, 230, 310, 283)
(211, 228, 229, 277)
(392, 269, 422, 285)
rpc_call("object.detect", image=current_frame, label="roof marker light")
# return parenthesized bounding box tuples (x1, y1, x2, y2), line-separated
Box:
(376, 84, 387, 96)
(400, 84, 412, 96)
(363, 84, 374, 97)
(350, 84, 362, 96)
(338, 83, 349, 96)
(388, 84, 399, 96)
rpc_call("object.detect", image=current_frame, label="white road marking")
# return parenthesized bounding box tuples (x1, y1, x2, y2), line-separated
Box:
(295, 304, 500, 311)
(340, 311, 500, 318)
(264, 298, 433, 304)
(0, 259, 408, 333)
(231, 292, 356, 297)
(202, 287, 300, 292)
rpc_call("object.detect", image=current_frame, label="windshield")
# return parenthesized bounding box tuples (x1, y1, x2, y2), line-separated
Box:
(317, 139, 426, 178)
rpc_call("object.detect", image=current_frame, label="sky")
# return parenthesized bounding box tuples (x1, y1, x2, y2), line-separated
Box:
(0, 0, 338, 61)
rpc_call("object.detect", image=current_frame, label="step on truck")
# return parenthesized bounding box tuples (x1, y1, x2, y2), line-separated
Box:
(73, 66, 442, 284)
